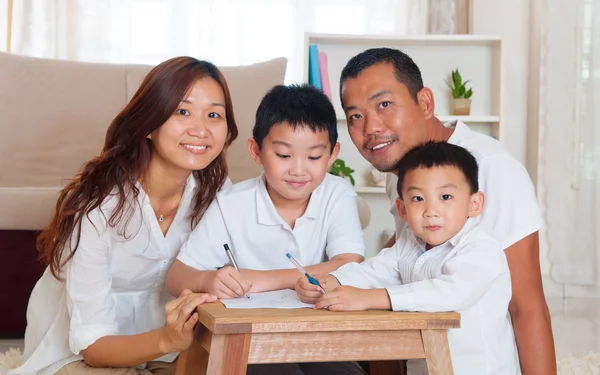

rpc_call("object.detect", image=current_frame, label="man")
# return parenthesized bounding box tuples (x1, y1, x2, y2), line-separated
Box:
(338, 48, 556, 374)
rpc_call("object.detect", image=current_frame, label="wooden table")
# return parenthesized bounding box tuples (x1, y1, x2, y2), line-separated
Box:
(175, 302, 460, 375)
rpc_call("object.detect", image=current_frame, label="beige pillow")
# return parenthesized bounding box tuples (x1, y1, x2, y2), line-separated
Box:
(0, 52, 287, 229)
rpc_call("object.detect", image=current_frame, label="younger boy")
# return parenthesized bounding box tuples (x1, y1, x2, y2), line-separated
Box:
(297, 141, 518, 375)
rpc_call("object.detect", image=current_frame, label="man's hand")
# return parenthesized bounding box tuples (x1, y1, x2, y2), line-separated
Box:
(295, 275, 340, 304)
(313, 286, 391, 311)
(206, 266, 252, 299)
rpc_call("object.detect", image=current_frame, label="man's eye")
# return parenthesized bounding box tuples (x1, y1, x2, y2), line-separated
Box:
(349, 114, 361, 121)
(411, 196, 424, 202)
(176, 109, 190, 116)
(379, 101, 391, 109)
(441, 194, 452, 200)
(276, 154, 290, 159)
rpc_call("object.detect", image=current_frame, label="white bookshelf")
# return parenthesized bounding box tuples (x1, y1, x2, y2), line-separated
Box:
(304, 33, 504, 257)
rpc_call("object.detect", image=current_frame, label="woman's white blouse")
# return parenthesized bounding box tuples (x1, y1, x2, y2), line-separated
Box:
(10, 175, 203, 375)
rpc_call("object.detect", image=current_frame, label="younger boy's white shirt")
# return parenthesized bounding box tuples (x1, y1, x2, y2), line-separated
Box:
(177, 173, 365, 272)
(331, 220, 518, 375)
(385, 121, 543, 250)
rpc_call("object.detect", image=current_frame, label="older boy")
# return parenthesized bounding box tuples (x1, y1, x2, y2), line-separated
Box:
(167, 84, 367, 375)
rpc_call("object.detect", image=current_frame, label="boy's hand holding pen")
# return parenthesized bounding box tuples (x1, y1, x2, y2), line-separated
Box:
(205, 244, 252, 299)
(287, 252, 340, 304)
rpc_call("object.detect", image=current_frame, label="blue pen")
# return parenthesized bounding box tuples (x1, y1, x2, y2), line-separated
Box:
(286, 253, 326, 294)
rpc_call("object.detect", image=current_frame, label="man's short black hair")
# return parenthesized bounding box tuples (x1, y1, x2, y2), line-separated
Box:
(339, 47, 424, 104)
(253, 84, 337, 151)
(395, 141, 479, 199)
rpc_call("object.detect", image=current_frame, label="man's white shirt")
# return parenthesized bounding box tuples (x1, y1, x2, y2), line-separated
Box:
(385, 121, 543, 250)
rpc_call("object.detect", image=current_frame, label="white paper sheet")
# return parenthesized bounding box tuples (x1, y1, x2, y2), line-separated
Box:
(221, 289, 314, 309)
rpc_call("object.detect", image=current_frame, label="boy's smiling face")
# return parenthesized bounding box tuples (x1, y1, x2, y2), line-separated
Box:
(249, 123, 340, 205)
(395, 165, 484, 249)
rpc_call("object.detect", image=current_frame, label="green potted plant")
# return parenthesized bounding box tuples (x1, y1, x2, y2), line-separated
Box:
(446, 68, 473, 116)
(329, 158, 355, 186)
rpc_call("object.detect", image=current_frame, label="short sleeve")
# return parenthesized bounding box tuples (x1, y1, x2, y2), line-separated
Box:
(479, 155, 543, 249)
(177, 198, 230, 270)
(325, 188, 366, 259)
(66, 210, 119, 354)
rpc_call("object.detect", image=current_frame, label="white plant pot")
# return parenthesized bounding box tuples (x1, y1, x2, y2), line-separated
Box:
(453, 98, 472, 116)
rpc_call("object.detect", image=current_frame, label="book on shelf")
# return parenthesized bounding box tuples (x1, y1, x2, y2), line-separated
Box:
(318, 51, 332, 101)
(308, 44, 322, 90)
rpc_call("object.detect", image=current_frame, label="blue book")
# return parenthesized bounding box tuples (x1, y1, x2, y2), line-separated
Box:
(308, 44, 322, 90)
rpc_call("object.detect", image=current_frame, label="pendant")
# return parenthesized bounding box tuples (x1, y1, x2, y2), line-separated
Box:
(159, 214, 164, 222)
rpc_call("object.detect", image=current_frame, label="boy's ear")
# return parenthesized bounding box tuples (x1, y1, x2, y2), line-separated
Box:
(468, 191, 485, 218)
(395, 197, 408, 221)
(247, 138, 263, 165)
(327, 142, 341, 167)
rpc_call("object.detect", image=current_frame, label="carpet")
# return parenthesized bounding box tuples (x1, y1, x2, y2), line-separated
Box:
(2, 348, 600, 374)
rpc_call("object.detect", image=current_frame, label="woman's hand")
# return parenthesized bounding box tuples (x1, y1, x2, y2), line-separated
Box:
(158, 289, 217, 353)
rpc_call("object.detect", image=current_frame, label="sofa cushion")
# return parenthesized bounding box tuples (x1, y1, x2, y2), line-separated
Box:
(0, 52, 287, 230)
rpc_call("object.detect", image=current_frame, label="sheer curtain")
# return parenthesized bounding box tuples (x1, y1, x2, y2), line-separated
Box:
(540, 0, 599, 294)
(6, 0, 457, 83)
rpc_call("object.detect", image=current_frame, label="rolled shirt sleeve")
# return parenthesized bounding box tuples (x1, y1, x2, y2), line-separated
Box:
(65, 210, 119, 354)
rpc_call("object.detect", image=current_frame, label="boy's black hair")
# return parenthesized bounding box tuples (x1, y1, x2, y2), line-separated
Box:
(339, 47, 424, 105)
(253, 84, 337, 151)
(395, 141, 479, 199)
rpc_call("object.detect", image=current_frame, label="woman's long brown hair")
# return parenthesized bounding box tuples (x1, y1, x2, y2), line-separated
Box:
(38, 57, 239, 280)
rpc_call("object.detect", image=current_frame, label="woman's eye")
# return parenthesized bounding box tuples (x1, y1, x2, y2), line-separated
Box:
(176, 109, 190, 116)
(411, 196, 424, 202)
(441, 194, 452, 200)
(208, 112, 221, 118)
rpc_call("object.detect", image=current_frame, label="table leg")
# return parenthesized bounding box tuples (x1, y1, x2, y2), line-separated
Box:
(206, 333, 252, 375)
(421, 329, 453, 375)
(369, 360, 407, 375)
(176, 337, 210, 375)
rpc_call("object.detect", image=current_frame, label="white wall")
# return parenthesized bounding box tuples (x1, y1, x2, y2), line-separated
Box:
(470, 0, 531, 166)
(470, 0, 552, 277)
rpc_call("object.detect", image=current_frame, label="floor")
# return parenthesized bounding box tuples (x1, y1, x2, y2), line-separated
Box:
(1, 295, 599, 363)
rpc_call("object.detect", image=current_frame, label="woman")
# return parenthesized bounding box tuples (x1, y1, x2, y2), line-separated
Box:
(10, 56, 238, 375)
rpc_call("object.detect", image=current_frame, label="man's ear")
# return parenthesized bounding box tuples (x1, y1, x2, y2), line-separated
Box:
(395, 197, 408, 221)
(417, 87, 436, 120)
(247, 138, 263, 165)
(468, 191, 485, 218)
(327, 142, 341, 168)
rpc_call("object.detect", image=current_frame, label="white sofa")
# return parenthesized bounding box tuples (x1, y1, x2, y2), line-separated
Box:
(0, 52, 289, 230)
(0, 52, 370, 230)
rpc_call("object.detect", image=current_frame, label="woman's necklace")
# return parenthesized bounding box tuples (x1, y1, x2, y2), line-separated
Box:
(143, 180, 187, 223)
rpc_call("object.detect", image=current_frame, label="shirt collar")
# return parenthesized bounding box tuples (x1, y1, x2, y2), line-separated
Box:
(446, 120, 468, 145)
(255, 174, 319, 226)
